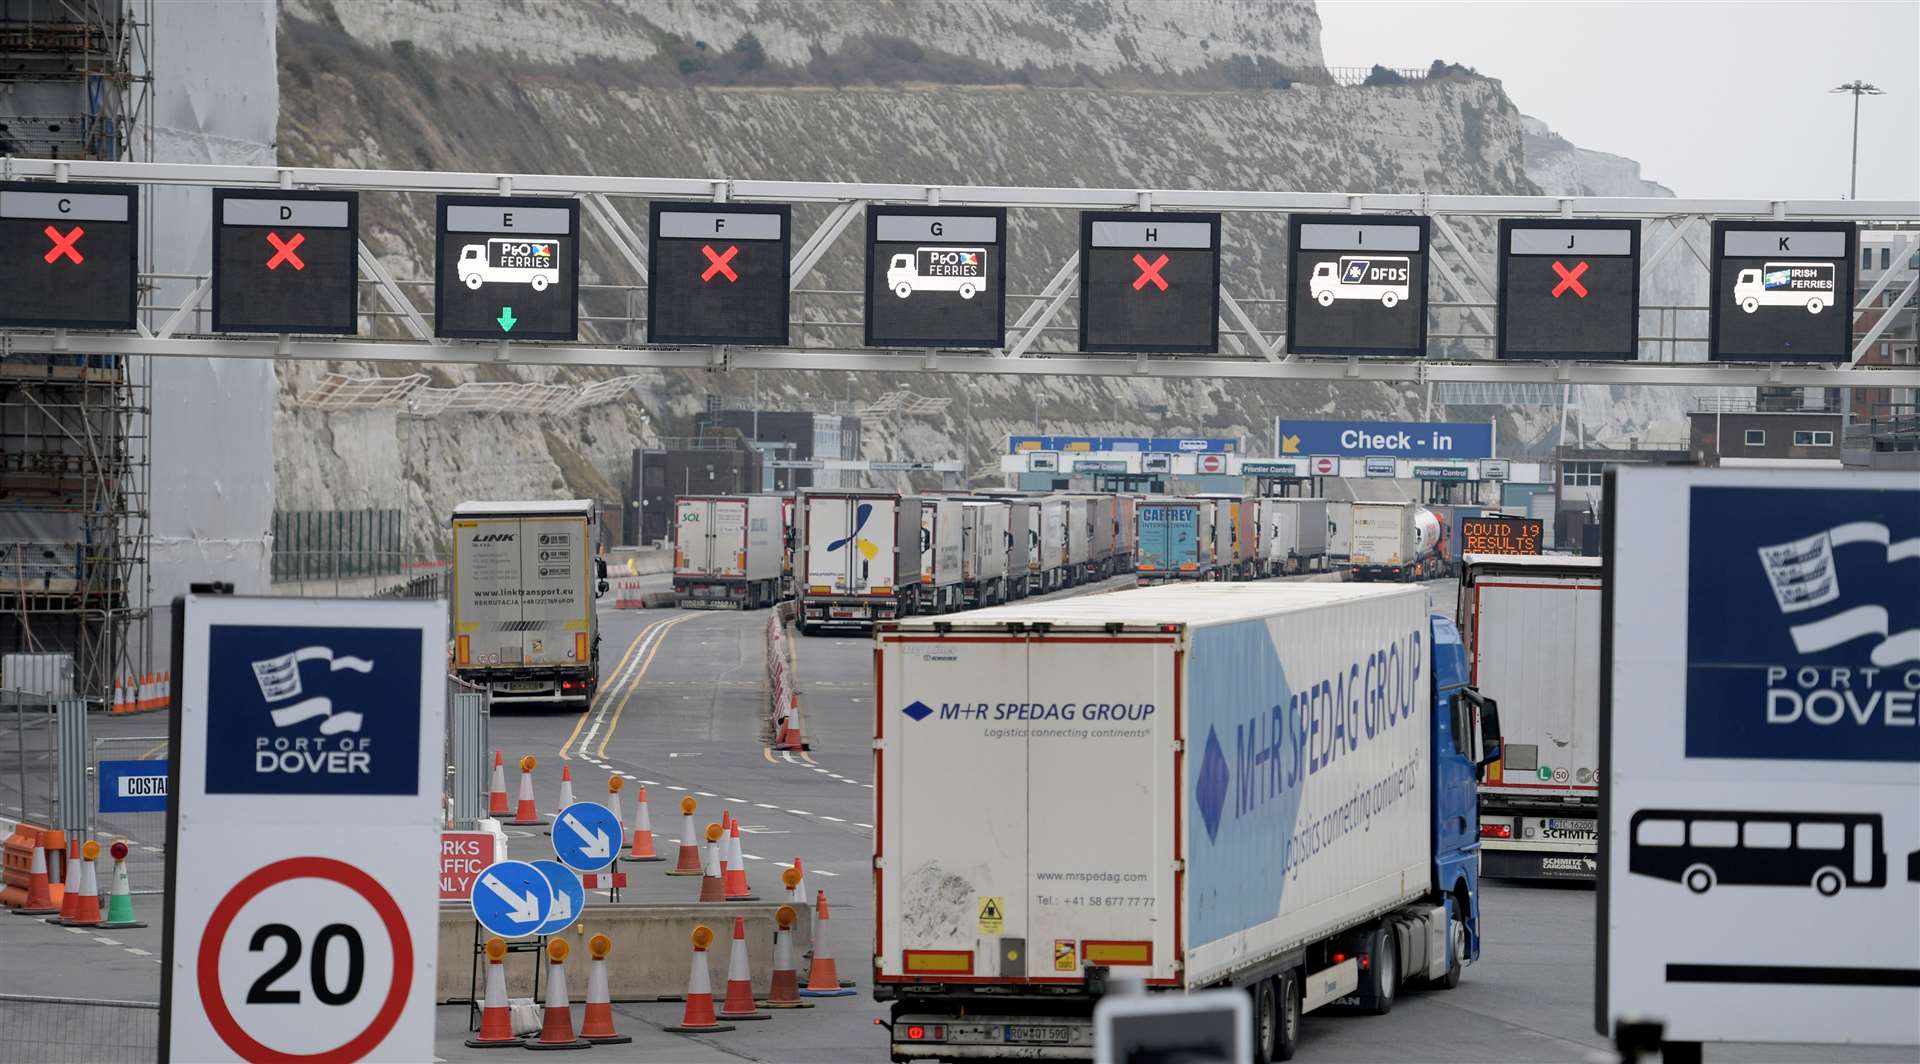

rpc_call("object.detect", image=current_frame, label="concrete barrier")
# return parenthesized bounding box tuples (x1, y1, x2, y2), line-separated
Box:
(437, 901, 813, 1003)
(606, 546, 672, 577)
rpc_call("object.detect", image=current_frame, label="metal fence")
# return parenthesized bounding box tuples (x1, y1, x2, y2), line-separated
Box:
(88, 734, 168, 895)
(446, 677, 491, 825)
(270, 508, 406, 582)
(1, 692, 58, 827)
(0, 995, 158, 1064)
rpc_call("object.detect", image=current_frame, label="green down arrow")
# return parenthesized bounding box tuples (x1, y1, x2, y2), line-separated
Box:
(496, 307, 517, 332)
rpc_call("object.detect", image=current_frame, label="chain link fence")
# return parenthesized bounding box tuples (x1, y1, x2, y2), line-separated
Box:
(88, 734, 168, 894)
(0, 995, 158, 1064)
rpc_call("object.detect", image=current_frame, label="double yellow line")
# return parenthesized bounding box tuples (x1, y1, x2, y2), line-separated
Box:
(559, 614, 695, 760)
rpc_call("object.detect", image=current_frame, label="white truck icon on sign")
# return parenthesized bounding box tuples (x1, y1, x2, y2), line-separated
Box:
(458, 237, 561, 291)
(1734, 261, 1834, 315)
(887, 246, 987, 300)
(1310, 255, 1412, 308)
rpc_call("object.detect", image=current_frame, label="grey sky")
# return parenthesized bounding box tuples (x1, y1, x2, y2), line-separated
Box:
(1317, 1, 1919, 201)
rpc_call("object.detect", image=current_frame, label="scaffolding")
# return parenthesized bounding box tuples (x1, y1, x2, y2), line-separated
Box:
(0, 1, 152, 703)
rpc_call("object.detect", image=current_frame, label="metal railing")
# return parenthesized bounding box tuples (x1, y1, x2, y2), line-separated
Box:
(270, 509, 405, 582)
(0, 995, 158, 1064)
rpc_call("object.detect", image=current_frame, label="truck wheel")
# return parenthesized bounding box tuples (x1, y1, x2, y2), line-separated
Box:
(1438, 916, 1467, 990)
(893, 282, 912, 298)
(1381, 291, 1400, 309)
(959, 282, 977, 300)
(1315, 290, 1335, 307)
(1253, 978, 1279, 1064)
(1365, 927, 1398, 1015)
(1273, 971, 1302, 1061)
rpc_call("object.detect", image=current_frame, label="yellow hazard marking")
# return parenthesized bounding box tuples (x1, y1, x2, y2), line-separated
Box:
(977, 896, 1005, 935)
(1054, 939, 1077, 972)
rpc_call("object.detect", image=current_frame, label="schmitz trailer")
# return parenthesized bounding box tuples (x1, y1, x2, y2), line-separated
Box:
(451, 500, 605, 708)
(1350, 501, 1418, 582)
(672, 495, 784, 609)
(875, 583, 1500, 1061)
(959, 501, 1011, 608)
(1134, 499, 1211, 583)
(1458, 554, 1602, 881)
(798, 490, 923, 633)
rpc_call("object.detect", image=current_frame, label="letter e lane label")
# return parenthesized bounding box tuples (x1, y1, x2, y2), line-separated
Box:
(161, 594, 445, 1063)
(0, 181, 138, 330)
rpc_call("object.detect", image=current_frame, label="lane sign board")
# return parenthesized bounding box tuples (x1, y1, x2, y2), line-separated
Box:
(0, 181, 138, 330)
(439, 831, 496, 902)
(531, 859, 586, 937)
(1310, 456, 1339, 477)
(161, 594, 445, 1063)
(1276, 418, 1492, 459)
(1079, 211, 1221, 353)
(1598, 467, 1919, 1048)
(1497, 219, 1640, 360)
(647, 203, 791, 346)
(469, 859, 554, 940)
(435, 195, 580, 341)
(1287, 215, 1429, 357)
(1481, 458, 1512, 481)
(551, 800, 621, 872)
(1708, 221, 1855, 363)
(866, 206, 1007, 349)
(99, 759, 169, 813)
(212, 190, 359, 335)
(1363, 456, 1397, 478)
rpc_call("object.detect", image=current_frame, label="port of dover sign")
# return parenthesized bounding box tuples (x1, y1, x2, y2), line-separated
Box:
(161, 594, 445, 1063)
(1598, 467, 1919, 1050)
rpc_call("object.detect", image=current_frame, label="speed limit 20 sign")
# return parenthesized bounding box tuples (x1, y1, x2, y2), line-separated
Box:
(160, 594, 445, 1062)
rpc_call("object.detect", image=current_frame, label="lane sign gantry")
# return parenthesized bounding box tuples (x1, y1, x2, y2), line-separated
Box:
(0, 181, 138, 330)
(647, 203, 791, 346)
(1078, 211, 1221, 353)
(470, 858, 554, 940)
(1709, 221, 1856, 363)
(212, 189, 360, 335)
(1287, 214, 1430, 357)
(865, 205, 1007, 349)
(551, 800, 621, 873)
(1497, 219, 1641, 360)
(434, 195, 580, 341)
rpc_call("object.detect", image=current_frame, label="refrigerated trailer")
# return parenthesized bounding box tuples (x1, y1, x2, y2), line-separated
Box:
(1195, 493, 1256, 580)
(875, 583, 1500, 1061)
(1003, 499, 1032, 601)
(672, 495, 785, 609)
(919, 498, 965, 614)
(959, 501, 1011, 608)
(1133, 499, 1212, 583)
(1061, 496, 1092, 586)
(1258, 497, 1330, 576)
(1458, 554, 1602, 881)
(798, 490, 923, 632)
(451, 500, 605, 707)
(1350, 501, 1419, 582)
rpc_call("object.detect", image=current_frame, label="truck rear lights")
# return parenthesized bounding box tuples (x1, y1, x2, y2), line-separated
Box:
(903, 1024, 945, 1041)
(1481, 823, 1513, 839)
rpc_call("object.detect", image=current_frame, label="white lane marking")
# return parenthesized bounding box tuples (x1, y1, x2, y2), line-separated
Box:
(817, 816, 845, 823)
(93, 936, 122, 946)
(126, 948, 152, 956)
(755, 803, 778, 809)
(862, 783, 874, 788)
(811, 767, 830, 774)
(786, 809, 810, 816)
(855, 823, 873, 829)
(695, 791, 716, 797)
(842, 779, 861, 784)
(780, 751, 801, 765)
(140, 845, 162, 852)
(576, 616, 679, 756)
(665, 785, 687, 791)
(640, 780, 660, 786)
(741, 853, 764, 861)
(63, 926, 87, 935)
(724, 797, 747, 803)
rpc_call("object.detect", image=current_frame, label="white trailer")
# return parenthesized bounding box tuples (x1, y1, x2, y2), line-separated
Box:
(875, 583, 1497, 1061)
(1458, 554, 1602, 880)
(672, 495, 784, 609)
(457, 237, 561, 291)
(1327, 500, 1354, 564)
(451, 500, 605, 707)
(798, 491, 923, 632)
(1002, 499, 1032, 601)
(920, 498, 965, 613)
(1195, 494, 1254, 580)
(959, 501, 1011, 608)
(1350, 501, 1419, 582)
(1259, 497, 1331, 576)
(1061, 496, 1091, 587)
(1034, 498, 1068, 594)
(1075, 494, 1117, 580)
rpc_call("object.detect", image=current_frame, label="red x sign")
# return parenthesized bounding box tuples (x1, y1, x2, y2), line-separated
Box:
(265, 231, 306, 271)
(42, 225, 84, 265)
(1551, 259, 1589, 299)
(1132, 253, 1170, 292)
(701, 244, 739, 283)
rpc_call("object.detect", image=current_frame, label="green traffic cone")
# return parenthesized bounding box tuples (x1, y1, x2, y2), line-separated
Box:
(96, 842, 146, 930)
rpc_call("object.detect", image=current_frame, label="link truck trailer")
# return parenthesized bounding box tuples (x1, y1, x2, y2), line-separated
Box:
(875, 582, 1501, 1061)
(672, 494, 784, 609)
(798, 490, 923, 633)
(451, 500, 604, 708)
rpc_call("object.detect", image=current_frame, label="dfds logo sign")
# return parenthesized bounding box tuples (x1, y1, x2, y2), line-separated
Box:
(1685, 486, 1919, 763)
(205, 624, 424, 794)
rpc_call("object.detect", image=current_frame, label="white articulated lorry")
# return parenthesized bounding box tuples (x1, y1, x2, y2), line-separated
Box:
(672, 494, 785, 609)
(1457, 554, 1603, 880)
(798, 490, 924, 633)
(959, 501, 1011, 609)
(1350, 501, 1419, 582)
(451, 500, 607, 708)
(875, 582, 1501, 1062)
(1259, 498, 1331, 576)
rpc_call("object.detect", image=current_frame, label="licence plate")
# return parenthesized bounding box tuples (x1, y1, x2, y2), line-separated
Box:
(1005, 1025, 1071, 1045)
(1537, 817, 1597, 840)
(503, 682, 545, 691)
(831, 608, 864, 619)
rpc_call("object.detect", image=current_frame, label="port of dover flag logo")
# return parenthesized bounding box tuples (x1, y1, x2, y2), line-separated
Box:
(1685, 486, 1920, 764)
(206, 624, 424, 795)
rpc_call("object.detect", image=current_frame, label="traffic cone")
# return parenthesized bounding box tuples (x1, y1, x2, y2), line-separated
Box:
(700, 823, 727, 903)
(717, 916, 769, 1020)
(662, 926, 735, 1033)
(605, 776, 626, 839)
(579, 934, 631, 1045)
(49, 835, 80, 925)
(488, 751, 510, 817)
(624, 786, 662, 862)
(526, 938, 589, 1050)
(61, 840, 102, 927)
(667, 796, 704, 876)
(12, 839, 58, 915)
(788, 857, 812, 907)
(97, 841, 145, 929)
(775, 702, 804, 750)
(801, 892, 855, 997)
(761, 904, 811, 1009)
(724, 820, 756, 900)
(510, 755, 543, 826)
(465, 937, 524, 1048)
(555, 765, 576, 811)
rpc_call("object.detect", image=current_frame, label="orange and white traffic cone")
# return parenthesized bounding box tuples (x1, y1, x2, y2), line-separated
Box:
(662, 926, 736, 1033)
(624, 786, 662, 862)
(12, 838, 58, 915)
(761, 904, 811, 1009)
(604, 776, 626, 840)
(788, 857, 811, 908)
(699, 823, 727, 903)
(801, 892, 855, 997)
(61, 840, 102, 927)
(555, 765, 576, 812)
(97, 841, 145, 929)
(724, 820, 755, 900)
(464, 937, 523, 1048)
(510, 755, 543, 826)
(487, 751, 510, 818)
(527, 938, 589, 1050)
(775, 701, 804, 750)
(717, 915, 769, 1021)
(667, 796, 703, 876)
(579, 934, 631, 1045)
(48, 835, 80, 925)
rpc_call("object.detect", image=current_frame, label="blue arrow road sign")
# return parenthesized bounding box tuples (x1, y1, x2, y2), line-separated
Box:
(531, 860, 585, 937)
(551, 801, 621, 873)
(470, 859, 552, 939)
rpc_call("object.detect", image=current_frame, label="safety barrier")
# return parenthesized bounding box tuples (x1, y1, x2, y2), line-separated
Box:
(765, 604, 808, 751)
(108, 672, 169, 715)
(0, 995, 158, 1064)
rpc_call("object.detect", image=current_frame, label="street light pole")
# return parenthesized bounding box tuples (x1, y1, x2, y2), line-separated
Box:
(1830, 81, 1885, 199)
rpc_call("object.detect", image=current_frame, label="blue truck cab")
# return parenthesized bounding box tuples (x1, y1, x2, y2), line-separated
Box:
(1428, 610, 1498, 972)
